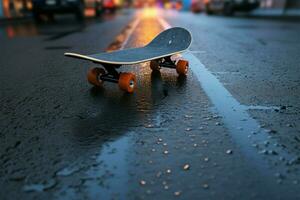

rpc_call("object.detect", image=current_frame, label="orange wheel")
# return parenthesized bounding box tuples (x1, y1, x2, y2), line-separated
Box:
(118, 72, 136, 93)
(150, 60, 160, 71)
(87, 67, 105, 87)
(176, 59, 189, 75)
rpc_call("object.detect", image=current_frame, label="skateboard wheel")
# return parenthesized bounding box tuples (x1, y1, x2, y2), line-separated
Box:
(87, 67, 105, 87)
(118, 73, 136, 93)
(176, 59, 189, 75)
(150, 60, 160, 71)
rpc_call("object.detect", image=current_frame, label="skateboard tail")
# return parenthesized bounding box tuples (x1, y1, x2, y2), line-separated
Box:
(64, 52, 110, 64)
(64, 52, 93, 60)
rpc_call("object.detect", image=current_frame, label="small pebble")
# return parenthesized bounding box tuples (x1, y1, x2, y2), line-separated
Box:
(269, 150, 278, 155)
(280, 105, 286, 110)
(212, 115, 220, 119)
(266, 129, 277, 134)
(163, 150, 169, 155)
(140, 180, 146, 185)
(166, 169, 171, 174)
(174, 191, 181, 196)
(183, 164, 190, 170)
(260, 124, 266, 128)
(156, 171, 162, 178)
(226, 150, 233, 154)
(202, 183, 209, 189)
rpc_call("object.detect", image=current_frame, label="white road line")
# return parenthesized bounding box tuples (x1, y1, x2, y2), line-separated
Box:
(157, 17, 172, 29)
(157, 17, 298, 178)
(120, 18, 141, 50)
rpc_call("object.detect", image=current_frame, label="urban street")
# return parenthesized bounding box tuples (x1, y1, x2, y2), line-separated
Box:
(0, 6, 300, 200)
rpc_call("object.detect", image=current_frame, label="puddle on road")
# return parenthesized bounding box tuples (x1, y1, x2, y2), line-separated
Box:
(83, 135, 131, 199)
(54, 135, 131, 200)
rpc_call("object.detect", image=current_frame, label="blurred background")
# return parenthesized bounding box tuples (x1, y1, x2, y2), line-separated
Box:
(0, 0, 299, 21)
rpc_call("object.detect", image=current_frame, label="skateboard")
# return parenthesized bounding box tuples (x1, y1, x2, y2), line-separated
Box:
(64, 27, 192, 93)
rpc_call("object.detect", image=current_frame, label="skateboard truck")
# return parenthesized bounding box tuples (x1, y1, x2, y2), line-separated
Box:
(158, 56, 177, 69)
(150, 56, 189, 75)
(99, 64, 120, 83)
(87, 56, 189, 93)
(87, 63, 137, 93)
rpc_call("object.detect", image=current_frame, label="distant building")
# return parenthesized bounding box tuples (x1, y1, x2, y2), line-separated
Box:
(258, 0, 300, 16)
(260, 0, 286, 8)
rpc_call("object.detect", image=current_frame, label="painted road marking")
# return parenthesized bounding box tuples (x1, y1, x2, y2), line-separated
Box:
(120, 18, 141, 50)
(156, 17, 298, 179)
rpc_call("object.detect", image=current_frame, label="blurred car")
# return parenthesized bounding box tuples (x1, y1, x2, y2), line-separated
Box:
(165, 1, 182, 10)
(191, 0, 204, 13)
(85, 0, 104, 17)
(102, 0, 117, 13)
(32, 0, 86, 21)
(173, 1, 183, 11)
(204, 0, 260, 16)
(31, 0, 115, 21)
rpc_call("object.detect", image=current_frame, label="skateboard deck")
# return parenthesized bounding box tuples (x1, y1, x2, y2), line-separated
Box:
(64, 27, 192, 93)
(64, 27, 192, 65)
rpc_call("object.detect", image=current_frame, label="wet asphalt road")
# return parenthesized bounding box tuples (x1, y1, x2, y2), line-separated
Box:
(1, 9, 300, 200)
